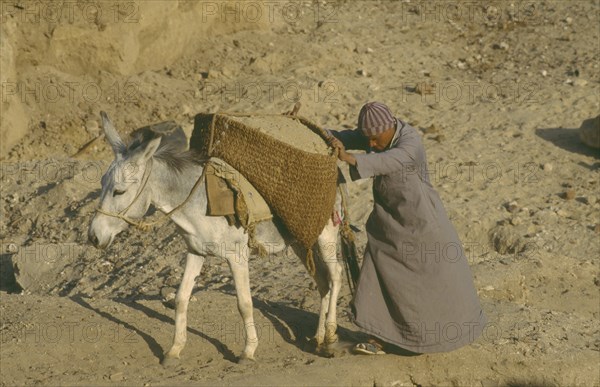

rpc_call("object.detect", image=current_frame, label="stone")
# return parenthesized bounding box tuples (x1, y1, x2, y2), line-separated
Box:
(415, 82, 435, 95)
(510, 216, 523, 226)
(506, 201, 519, 213)
(579, 115, 600, 149)
(542, 163, 553, 172)
(160, 286, 177, 302)
(563, 189, 576, 200)
(110, 372, 125, 381)
(423, 124, 440, 134)
(489, 225, 524, 255)
(85, 120, 100, 136)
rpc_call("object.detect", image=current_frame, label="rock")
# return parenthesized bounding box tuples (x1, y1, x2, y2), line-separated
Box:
(541, 70, 548, 77)
(160, 286, 177, 302)
(3, 243, 18, 254)
(423, 124, 440, 134)
(85, 120, 100, 136)
(357, 69, 368, 77)
(578, 115, 600, 149)
(110, 372, 125, 381)
(1, 22, 29, 155)
(563, 189, 576, 200)
(481, 378, 501, 387)
(510, 216, 523, 226)
(542, 163, 553, 172)
(492, 42, 509, 50)
(505, 201, 519, 213)
(573, 79, 588, 87)
(565, 17, 573, 24)
(11, 240, 77, 293)
(556, 209, 570, 217)
(489, 225, 524, 255)
(415, 82, 435, 95)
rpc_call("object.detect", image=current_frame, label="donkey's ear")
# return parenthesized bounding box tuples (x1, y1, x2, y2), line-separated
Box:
(100, 111, 125, 156)
(131, 135, 162, 164)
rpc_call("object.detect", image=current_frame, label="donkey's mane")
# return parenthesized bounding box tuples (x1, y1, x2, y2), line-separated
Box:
(154, 143, 205, 174)
(127, 128, 205, 174)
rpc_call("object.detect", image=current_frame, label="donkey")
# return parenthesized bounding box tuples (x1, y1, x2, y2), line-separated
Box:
(87, 112, 344, 365)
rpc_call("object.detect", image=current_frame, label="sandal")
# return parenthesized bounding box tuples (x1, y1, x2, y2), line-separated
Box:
(353, 342, 386, 355)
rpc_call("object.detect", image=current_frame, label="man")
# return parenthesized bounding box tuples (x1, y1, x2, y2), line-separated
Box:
(328, 102, 487, 355)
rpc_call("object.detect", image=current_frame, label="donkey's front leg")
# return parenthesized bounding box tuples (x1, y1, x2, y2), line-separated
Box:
(226, 254, 258, 364)
(162, 252, 204, 366)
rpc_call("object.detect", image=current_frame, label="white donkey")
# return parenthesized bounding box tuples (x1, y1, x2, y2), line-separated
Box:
(88, 112, 344, 365)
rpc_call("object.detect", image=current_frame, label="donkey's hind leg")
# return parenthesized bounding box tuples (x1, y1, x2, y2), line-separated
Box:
(317, 218, 342, 347)
(226, 254, 259, 363)
(314, 275, 331, 349)
(162, 252, 204, 366)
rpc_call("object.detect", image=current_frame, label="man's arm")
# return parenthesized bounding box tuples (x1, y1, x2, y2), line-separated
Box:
(351, 141, 419, 180)
(328, 128, 368, 151)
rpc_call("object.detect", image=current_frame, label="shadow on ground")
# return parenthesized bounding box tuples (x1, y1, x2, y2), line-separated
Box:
(536, 127, 599, 159)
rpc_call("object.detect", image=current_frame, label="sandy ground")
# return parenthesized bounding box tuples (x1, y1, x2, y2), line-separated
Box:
(1, 1, 599, 386)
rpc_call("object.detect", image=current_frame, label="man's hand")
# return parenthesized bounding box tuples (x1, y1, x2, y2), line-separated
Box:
(327, 135, 356, 166)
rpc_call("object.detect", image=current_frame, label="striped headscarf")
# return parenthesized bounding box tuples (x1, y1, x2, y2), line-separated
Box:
(358, 102, 395, 136)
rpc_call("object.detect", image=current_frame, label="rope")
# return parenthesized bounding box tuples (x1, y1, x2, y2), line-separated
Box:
(97, 110, 336, 282)
(198, 110, 338, 278)
(96, 166, 208, 231)
(95, 122, 216, 231)
(338, 183, 361, 297)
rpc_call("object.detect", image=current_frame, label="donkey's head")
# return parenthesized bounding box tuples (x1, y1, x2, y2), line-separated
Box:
(88, 112, 163, 249)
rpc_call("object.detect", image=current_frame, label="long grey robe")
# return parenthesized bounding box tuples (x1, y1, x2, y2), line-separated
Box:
(332, 119, 487, 353)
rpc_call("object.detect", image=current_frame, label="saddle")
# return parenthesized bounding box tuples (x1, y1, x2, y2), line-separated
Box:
(205, 158, 273, 227)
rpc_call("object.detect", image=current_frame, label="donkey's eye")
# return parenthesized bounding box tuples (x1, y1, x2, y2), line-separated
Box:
(113, 189, 126, 197)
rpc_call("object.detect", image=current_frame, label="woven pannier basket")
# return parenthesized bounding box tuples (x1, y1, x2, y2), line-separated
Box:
(190, 113, 339, 268)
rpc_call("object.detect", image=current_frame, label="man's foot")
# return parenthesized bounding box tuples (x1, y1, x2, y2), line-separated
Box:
(353, 340, 386, 355)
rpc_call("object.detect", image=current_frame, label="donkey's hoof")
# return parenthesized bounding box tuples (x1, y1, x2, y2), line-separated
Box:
(237, 354, 256, 365)
(161, 356, 180, 367)
(318, 340, 348, 358)
(325, 333, 339, 345)
(316, 345, 335, 358)
(306, 337, 322, 352)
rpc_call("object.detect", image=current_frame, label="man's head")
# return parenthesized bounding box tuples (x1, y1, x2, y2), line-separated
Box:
(358, 101, 396, 152)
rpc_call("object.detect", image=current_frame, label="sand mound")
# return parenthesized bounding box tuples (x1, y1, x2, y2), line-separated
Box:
(234, 115, 331, 154)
